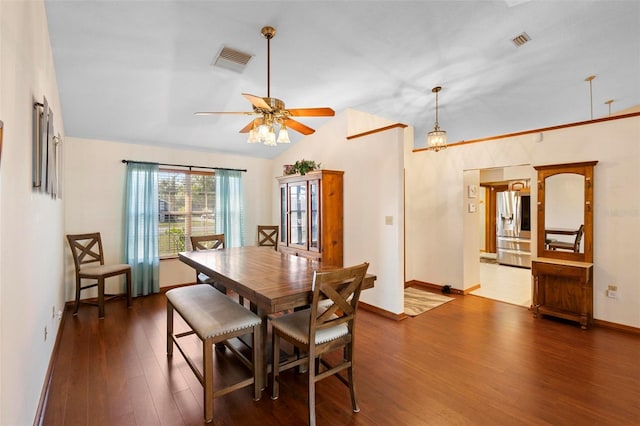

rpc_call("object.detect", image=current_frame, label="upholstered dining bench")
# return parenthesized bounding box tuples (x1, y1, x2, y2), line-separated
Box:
(166, 284, 262, 423)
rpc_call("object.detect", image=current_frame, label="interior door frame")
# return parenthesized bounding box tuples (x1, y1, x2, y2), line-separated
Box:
(481, 184, 508, 253)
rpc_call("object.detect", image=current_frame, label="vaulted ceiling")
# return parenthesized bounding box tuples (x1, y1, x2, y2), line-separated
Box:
(45, 1, 640, 159)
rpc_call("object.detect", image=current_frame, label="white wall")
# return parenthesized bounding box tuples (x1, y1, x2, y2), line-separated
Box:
(406, 116, 640, 328)
(0, 2, 66, 424)
(272, 109, 407, 314)
(63, 137, 274, 298)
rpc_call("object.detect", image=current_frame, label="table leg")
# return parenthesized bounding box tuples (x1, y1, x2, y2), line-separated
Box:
(257, 308, 269, 391)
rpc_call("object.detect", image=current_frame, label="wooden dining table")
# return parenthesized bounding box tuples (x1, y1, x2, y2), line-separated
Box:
(178, 245, 376, 388)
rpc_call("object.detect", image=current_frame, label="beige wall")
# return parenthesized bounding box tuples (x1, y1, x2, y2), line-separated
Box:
(63, 137, 274, 299)
(272, 109, 407, 314)
(405, 116, 640, 328)
(0, 2, 66, 424)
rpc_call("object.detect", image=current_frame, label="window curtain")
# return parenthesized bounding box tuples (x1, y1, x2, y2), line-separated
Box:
(215, 169, 245, 247)
(124, 162, 160, 297)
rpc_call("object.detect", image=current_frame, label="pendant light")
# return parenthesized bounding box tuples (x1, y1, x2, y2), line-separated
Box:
(426, 86, 447, 152)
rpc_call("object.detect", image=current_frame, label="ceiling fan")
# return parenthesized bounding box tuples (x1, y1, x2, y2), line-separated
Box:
(195, 26, 335, 146)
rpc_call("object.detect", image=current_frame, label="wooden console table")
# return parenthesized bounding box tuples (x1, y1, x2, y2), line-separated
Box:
(531, 257, 593, 329)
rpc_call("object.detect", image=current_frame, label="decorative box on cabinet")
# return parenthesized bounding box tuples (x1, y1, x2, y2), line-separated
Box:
(532, 258, 593, 329)
(277, 170, 343, 267)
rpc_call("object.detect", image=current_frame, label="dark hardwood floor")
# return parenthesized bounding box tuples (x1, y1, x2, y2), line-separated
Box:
(41, 291, 640, 425)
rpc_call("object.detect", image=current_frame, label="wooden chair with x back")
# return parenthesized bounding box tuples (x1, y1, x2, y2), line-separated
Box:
(270, 262, 369, 426)
(189, 234, 226, 287)
(257, 225, 279, 250)
(66, 232, 132, 318)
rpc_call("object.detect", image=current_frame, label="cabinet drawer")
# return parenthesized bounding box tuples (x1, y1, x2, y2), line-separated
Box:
(533, 262, 585, 278)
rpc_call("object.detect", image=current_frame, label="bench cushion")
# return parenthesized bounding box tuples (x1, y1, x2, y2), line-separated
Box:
(167, 284, 261, 339)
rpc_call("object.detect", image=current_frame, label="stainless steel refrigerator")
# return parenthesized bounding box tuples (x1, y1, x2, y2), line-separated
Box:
(496, 190, 531, 268)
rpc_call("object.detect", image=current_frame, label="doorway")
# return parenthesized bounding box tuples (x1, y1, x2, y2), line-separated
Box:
(468, 166, 533, 307)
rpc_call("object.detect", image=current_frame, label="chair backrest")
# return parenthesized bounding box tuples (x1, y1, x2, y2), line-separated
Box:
(309, 262, 369, 338)
(573, 224, 585, 252)
(67, 233, 105, 272)
(190, 234, 225, 251)
(257, 225, 279, 249)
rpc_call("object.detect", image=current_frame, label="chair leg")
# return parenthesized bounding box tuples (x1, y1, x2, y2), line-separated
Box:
(346, 342, 359, 413)
(166, 302, 174, 356)
(98, 278, 105, 318)
(125, 269, 132, 308)
(271, 332, 280, 400)
(73, 277, 81, 315)
(308, 357, 316, 426)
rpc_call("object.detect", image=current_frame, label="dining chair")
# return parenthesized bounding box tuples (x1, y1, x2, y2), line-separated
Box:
(66, 232, 132, 318)
(270, 262, 369, 426)
(548, 224, 584, 252)
(190, 234, 226, 288)
(190, 233, 252, 308)
(190, 234, 225, 251)
(257, 225, 279, 250)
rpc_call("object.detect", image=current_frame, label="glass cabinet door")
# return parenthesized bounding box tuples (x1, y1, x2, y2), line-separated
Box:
(309, 180, 320, 251)
(288, 182, 307, 249)
(280, 185, 287, 246)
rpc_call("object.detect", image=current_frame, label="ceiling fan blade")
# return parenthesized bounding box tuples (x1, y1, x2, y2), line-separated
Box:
(195, 111, 253, 115)
(239, 118, 263, 133)
(287, 107, 335, 117)
(242, 93, 272, 111)
(284, 118, 315, 135)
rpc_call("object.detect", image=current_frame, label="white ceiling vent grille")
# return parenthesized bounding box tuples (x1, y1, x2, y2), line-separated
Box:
(212, 46, 253, 73)
(512, 32, 531, 47)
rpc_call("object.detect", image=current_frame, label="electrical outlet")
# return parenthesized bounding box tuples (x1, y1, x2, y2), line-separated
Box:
(607, 285, 618, 298)
(52, 305, 56, 319)
(44, 326, 48, 341)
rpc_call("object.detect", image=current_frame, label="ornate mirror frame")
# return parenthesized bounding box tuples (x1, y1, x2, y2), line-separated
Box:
(534, 161, 598, 263)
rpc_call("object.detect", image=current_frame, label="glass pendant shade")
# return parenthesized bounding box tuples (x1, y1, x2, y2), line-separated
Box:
(258, 123, 270, 140)
(264, 126, 277, 146)
(247, 128, 260, 143)
(277, 126, 290, 144)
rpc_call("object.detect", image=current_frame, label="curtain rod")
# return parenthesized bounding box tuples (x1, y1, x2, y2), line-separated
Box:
(121, 160, 247, 173)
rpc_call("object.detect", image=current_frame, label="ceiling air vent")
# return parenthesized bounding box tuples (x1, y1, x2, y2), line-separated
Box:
(212, 46, 253, 73)
(512, 32, 531, 47)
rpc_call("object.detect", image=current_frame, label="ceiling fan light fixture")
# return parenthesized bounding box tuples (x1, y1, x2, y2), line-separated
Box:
(426, 86, 447, 152)
(256, 123, 267, 138)
(247, 129, 260, 144)
(277, 123, 290, 144)
(247, 120, 260, 143)
(203, 25, 335, 146)
(264, 126, 277, 146)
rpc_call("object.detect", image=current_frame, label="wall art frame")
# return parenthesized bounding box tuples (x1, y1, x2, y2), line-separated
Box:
(32, 96, 62, 198)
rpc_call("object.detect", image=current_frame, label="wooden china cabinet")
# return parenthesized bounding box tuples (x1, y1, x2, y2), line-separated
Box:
(277, 170, 344, 267)
(532, 161, 597, 329)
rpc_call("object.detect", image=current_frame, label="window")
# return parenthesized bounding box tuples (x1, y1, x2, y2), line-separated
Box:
(158, 168, 216, 258)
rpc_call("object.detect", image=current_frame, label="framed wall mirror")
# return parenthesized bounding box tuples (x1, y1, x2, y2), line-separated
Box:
(534, 161, 597, 263)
